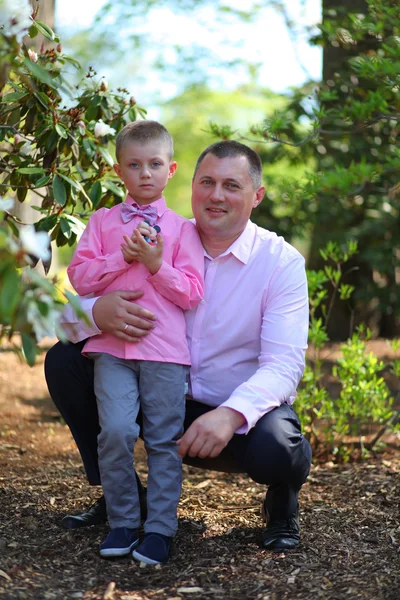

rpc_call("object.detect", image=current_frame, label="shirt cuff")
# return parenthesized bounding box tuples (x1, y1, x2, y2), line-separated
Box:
(59, 296, 101, 343)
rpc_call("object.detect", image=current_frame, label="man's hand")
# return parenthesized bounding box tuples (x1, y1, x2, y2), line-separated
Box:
(92, 290, 156, 342)
(177, 407, 246, 459)
(121, 229, 163, 274)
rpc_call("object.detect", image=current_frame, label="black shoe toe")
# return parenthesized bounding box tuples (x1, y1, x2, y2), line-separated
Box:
(61, 496, 107, 529)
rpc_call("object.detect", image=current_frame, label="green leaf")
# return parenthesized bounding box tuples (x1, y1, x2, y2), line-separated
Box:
(0, 269, 20, 321)
(35, 175, 51, 188)
(33, 20, 57, 42)
(90, 181, 103, 208)
(53, 175, 67, 206)
(1, 91, 29, 103)
(23, 58, 55, 88)
(21, 332, 37, 367)
(98, 146, 114, 167)
(57, 173, 91, 205)
(55, 123, 68, 139)
(59, 217, 72, 239)
(17, 167, 46, 175)
(62, 214, 86, 236)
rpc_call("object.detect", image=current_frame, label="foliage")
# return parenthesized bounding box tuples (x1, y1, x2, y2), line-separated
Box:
(217, 0, 400, 335)
(297, 241, 399, 461)
(0, 1, 146, 362)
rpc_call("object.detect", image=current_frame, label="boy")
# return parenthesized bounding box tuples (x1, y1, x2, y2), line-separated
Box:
(67, 121, 204, 564)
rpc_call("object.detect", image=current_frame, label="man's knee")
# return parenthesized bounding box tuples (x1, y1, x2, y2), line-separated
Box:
(244, 404, 311, 486)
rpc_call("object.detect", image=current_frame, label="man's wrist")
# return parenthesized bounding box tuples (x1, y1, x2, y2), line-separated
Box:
(216, 406, 246, 430)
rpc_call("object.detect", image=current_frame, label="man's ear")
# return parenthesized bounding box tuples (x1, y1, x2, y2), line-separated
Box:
(168, 161, 178, 179)
(253, 186, 266, 208)
(114, 163, 121, 177)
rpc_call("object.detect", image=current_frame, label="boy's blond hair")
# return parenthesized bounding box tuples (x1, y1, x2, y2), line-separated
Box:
(115, 120, 174, 162)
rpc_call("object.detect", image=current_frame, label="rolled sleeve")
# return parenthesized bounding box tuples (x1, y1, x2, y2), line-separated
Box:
(59, 296, 101, 343)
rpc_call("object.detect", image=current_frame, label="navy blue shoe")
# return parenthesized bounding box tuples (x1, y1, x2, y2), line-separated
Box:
(100, 527, 139, 558)
(132, 532, 172, 565)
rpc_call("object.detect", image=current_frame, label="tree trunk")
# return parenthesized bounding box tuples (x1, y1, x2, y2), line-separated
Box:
(308, 0, 399, 339)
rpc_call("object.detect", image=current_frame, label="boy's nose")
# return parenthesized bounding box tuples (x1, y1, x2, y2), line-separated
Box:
(140, 167, 151, 178)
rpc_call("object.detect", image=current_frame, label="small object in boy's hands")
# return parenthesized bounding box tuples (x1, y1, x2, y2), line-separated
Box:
(143, 220, 160, 245)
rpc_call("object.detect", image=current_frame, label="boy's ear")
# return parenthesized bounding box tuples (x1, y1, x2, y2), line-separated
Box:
(114, 163, 121, 177)
(168, 161, 178, 179)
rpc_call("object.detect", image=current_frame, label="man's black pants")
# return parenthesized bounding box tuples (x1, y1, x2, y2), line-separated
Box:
(44, 341, 312, 516)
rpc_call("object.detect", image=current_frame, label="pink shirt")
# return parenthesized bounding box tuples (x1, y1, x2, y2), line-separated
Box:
(62, 221, 308, 433)
(67, 196, 204, 365)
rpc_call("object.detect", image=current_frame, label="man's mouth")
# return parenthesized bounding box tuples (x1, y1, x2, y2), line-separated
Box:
(206, 207, 226, 213)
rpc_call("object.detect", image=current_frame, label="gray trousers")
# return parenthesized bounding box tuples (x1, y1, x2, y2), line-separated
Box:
(90, 353, 188, 536)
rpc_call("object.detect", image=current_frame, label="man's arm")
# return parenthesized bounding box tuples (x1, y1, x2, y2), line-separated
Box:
(59, 291, 156, 344)
(178, 253, 308, 458)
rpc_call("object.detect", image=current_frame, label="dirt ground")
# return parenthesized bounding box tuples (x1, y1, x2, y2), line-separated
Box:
(0, 342, 399, 600)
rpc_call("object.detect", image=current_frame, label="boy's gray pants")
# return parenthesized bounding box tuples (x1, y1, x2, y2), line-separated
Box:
(90, 353, 188, 537)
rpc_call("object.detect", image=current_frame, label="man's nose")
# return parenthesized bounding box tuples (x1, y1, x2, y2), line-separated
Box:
(210, 184, 224, 201)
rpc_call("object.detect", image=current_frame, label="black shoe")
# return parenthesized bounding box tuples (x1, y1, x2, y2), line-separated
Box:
(62, 495, 107, 529)
(61, 487, 148, 530)
(261, 500, 300, 550)
(261, 484, 301, 550)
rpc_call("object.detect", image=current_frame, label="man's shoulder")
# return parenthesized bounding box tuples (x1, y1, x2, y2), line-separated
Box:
(163, 208, 196, 228)
(253, 224, 305, 266)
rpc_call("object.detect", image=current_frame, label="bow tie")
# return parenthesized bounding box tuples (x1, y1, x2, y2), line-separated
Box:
(120, 203, 158, 226)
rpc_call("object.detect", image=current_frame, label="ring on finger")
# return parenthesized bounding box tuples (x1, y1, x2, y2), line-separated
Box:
(123, 324, 129, 332)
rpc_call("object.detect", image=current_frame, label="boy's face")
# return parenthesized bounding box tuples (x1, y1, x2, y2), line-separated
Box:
(114, 141, 177, 205)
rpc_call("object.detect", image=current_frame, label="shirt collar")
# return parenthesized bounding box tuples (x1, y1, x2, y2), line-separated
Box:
(203, 220, 256, 264)
(125, 194, 167, 217)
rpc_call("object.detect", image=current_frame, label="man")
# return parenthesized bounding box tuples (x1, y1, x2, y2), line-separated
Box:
(45, 140, 311, 550)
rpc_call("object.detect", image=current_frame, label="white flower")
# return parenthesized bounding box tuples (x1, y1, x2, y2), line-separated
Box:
(94, 119, 116, 137)
(19, 225, 51, 262)
(26, 293, 60, 340)
(28, 48, 38, 62)
(0, 0, 32, 42)
(0, 197, 15, 211)
(20, 141, 32, 155)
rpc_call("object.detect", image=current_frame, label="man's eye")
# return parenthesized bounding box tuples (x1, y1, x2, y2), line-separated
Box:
(201, 179, 212, 185)
(227, 182, 239, 189)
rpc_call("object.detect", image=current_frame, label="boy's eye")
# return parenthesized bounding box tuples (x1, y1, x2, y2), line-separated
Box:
(152, 161, 162, 167)
(130, 162, 139, 168)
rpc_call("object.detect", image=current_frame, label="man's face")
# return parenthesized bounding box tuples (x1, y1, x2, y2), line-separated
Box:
(191, 153, 265, 247)
(114, 141, 177, 205)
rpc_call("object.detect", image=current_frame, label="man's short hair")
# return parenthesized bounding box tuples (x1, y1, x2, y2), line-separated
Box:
(193, 140, 263, 189)
(115, 120, 174, 162)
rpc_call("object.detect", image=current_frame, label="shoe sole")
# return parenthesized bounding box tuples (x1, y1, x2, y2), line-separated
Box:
(61, 516, 107, 530)
(132, 549, 163, 565)
(100, 540, 139, 558)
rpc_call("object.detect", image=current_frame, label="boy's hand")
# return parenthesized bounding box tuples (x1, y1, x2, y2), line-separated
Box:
(136, 220, 158, 243)
(122, 229, 163, 274)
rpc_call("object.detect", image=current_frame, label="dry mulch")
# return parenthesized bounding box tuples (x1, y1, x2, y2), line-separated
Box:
(0, 343, 399, 600)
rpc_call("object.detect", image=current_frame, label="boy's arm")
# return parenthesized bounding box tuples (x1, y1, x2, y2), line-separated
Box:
(67, 209, 132, 296)
(147, 220, 204, 310)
